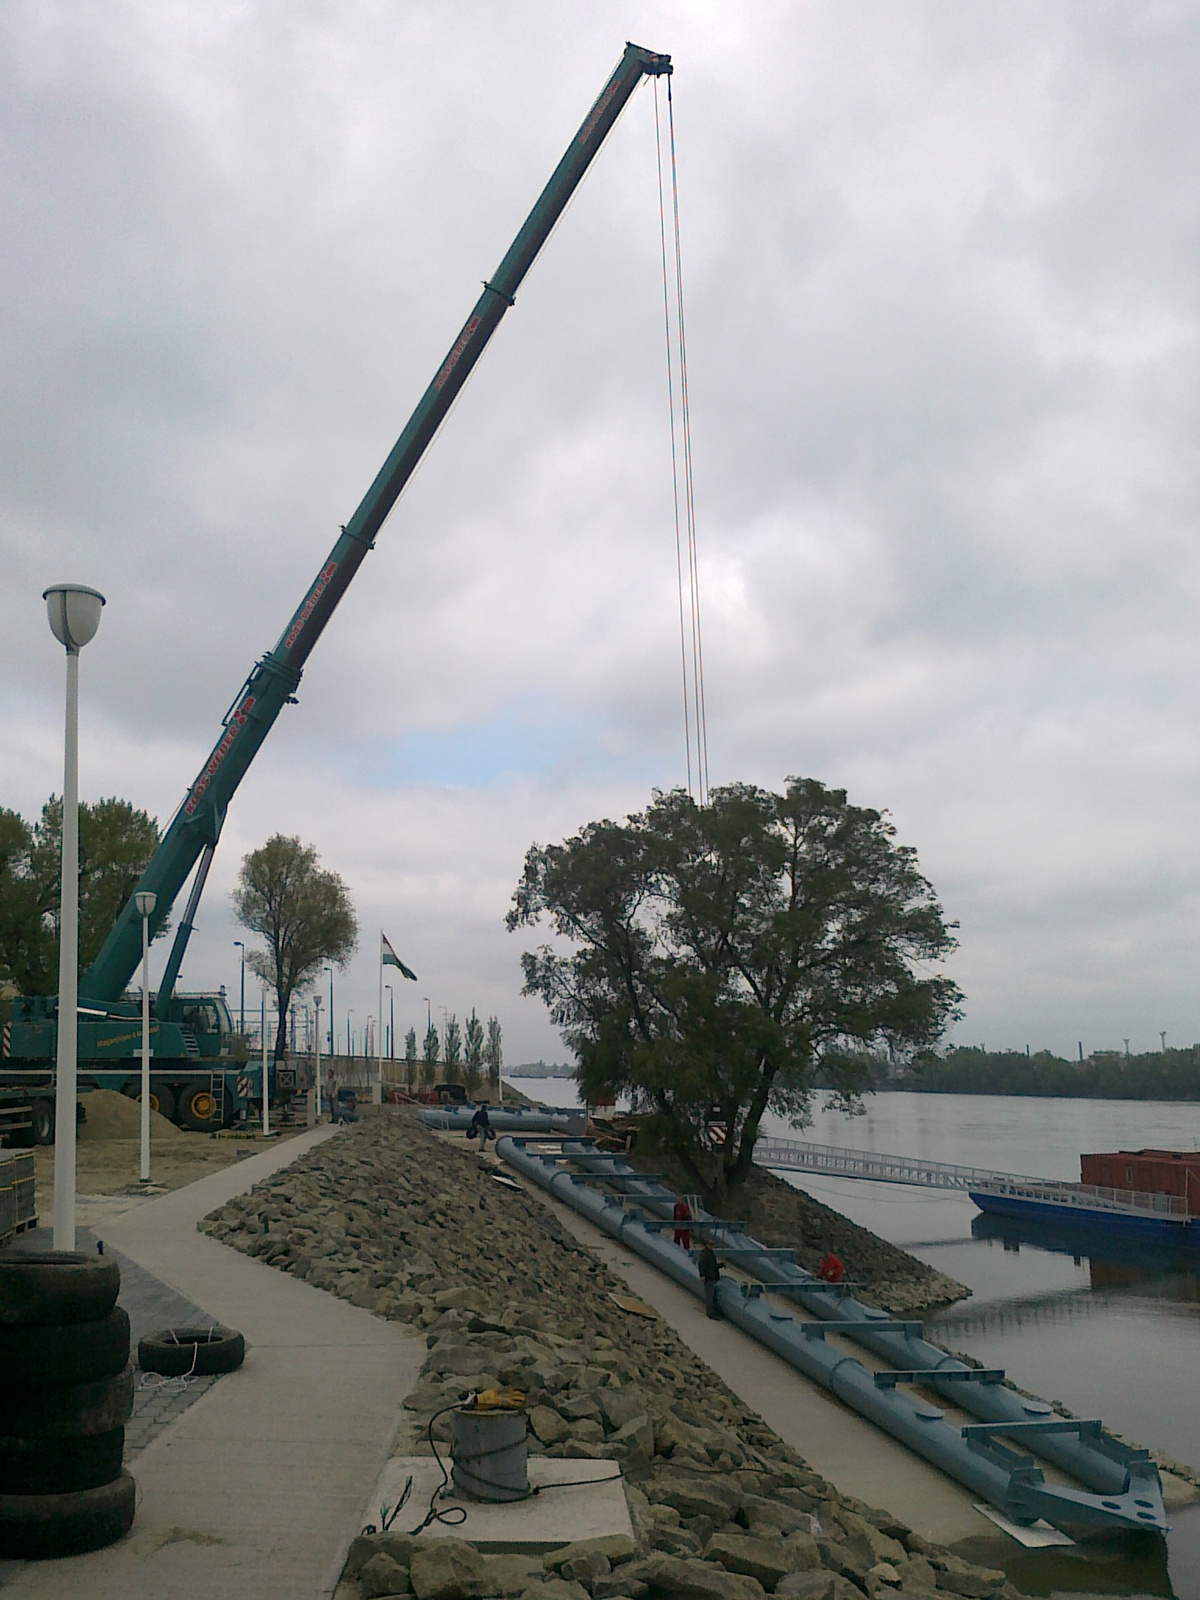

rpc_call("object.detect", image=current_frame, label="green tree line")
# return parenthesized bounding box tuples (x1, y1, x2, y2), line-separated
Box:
(909, 1045, 1200, 1100)
(1, 797, 161, 993)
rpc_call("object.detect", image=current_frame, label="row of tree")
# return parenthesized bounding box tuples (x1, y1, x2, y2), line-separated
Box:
(908, 1046, 1200, 1100)
(398, 1013, 503, 1097)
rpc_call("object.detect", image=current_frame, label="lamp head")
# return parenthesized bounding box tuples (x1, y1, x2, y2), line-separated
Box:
(44, 584, 106, 652)
(133, 891, 157, 918)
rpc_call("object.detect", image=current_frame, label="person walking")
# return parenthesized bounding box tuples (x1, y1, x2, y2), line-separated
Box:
(698, 1242, 722, 1319)
(469, 1101, 495, 1148)
(672, 1197, 692, 1249)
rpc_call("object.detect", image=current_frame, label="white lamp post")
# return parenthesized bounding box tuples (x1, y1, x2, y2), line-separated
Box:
(261, 987, 271, 1136)
(312, 993, 323, 1126)
(44, 583, 105, 1253)
(135, 890, 157, 1184)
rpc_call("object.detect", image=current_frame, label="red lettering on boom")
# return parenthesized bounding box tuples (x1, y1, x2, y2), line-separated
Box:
(432, 316, 482, 392)
(284, 560, 338, 651)
(183, 695, 256, 816)
(579, 78, 620, 146)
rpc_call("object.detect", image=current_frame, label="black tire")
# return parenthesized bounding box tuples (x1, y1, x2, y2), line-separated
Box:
(0, 1430, 125, 1496)
(138, 1325, 245, 1377)
(0, 1309, 129, 1386)
(29, 1099, 54, 1146)
(123, 1081, 176, 1122)
(177, 1082, 220, 1132)
(0, 1471, 136, 1559)
(0, 1367, 134, 1438)
(0, 1251, 120, 1328)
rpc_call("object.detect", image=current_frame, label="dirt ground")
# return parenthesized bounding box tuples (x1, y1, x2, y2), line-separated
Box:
(30, 1089, 307, 1215)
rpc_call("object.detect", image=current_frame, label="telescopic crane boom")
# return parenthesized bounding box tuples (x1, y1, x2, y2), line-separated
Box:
(81, 42, 672, 1007)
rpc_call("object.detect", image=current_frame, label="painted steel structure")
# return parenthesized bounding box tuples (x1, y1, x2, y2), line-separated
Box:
(498, 1136, 1166, 1537)
(754, 1135, 1200, 1243)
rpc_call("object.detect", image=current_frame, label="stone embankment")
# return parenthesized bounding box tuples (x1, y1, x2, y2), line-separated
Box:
(200, 1116, 1024, 1600)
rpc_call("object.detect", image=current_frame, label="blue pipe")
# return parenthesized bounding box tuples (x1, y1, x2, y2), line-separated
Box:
(497, 1137, 1165, 1536)
(417, 1106, 585, 1136)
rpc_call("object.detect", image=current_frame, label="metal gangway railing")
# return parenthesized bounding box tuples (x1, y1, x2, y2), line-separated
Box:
(753, 1135, 1190, 1221)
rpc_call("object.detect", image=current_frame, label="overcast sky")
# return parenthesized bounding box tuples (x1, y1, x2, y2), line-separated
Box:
(5, 1, 1200, 1066)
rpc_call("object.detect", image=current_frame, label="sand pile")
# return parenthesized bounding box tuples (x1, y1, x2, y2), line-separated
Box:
(78, 1088, 193, 1143)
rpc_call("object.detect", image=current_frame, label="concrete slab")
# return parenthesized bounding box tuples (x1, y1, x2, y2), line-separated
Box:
(369, 1457, 629, 1553)
(533, 1182, 995, 1548)
(0, 1126, 426, 1600)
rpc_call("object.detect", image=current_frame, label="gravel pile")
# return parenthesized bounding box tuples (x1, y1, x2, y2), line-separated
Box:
(200, 1115, 1024, 1600)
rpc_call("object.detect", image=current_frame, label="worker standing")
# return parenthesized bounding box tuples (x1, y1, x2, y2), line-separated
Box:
(697, 1242, 722, 1319)
(469, 1101, 495, 1148)
(673, 1197, 692, 1249)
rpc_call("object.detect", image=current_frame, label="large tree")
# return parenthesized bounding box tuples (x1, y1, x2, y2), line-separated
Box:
(509, 779, 961, 1204)
(233, 835, 358, 1059)
(1, 797, 161, 994)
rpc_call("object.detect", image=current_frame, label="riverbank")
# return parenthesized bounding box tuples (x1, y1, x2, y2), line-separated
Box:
(201, 1112, 1025, 1600)
(622, 1145, 968, 1316)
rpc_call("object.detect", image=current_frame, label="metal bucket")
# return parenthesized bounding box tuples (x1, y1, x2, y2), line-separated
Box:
(449, 1406, 529, 1502)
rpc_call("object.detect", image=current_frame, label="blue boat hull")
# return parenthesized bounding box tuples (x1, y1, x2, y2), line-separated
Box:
(970, 1189, 1200, 1246)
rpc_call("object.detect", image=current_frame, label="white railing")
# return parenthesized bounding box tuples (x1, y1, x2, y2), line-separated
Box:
(753, 1136, 1190, 1221)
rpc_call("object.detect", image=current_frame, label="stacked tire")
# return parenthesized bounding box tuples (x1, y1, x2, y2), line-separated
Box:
(0, 1252, 136, 1559)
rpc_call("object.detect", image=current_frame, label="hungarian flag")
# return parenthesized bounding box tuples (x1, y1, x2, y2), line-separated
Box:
(381, 933, 417, 981)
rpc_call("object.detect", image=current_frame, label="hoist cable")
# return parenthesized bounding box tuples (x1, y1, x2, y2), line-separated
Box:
(655, 77, 694, 800)
(667, 77, 709, 806)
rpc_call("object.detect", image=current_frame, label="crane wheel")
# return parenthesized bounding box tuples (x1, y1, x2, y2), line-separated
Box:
(178, 1086, 219, 1131)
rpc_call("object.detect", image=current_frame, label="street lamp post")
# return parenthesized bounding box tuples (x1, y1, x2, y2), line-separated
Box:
(261, 986, 271, 1136)
(385, 984, 394, 1060)
(44, 582, 105, 1252)
(135, 891, 157, 1185)
(233, 940, 245, 1034)
(346, 1010, 353, 1067)
(326, 966, 335, 1057)
(313, 993, 323, 1125)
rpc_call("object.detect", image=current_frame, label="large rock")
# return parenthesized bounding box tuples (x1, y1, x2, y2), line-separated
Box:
(638, 1553, 768, 1600)
(409, 1538, 491, 1600)
(779, 1533, 820, 1573)
(529, 1404, 571, 1445)
(545, 1536, 637, 1571)
(741, 1496, 813, 1538)
(598, 1388, 651, 1432)
(361, 1552, 413, 1597)
(773, 1575, 853, 1600)
(607, 1414, 655, 1465)
(562, 1551, 612, 1587)
(703, 1533, 792, 1589)
(529, 1580, 591, 1600)
(647, 1475, 743, 1523)
(345, 1533, 424, 1578)
(483, 1554, 543, 1596)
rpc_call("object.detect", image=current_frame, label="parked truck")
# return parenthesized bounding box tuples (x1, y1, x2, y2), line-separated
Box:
(0, 43, 672, 1143)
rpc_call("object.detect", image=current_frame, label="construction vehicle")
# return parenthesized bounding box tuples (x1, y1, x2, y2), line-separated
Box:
(0, 43, 673, 1142)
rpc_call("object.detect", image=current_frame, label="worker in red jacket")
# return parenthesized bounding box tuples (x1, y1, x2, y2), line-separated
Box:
(672, 1197, 692, 1249)
(816, 1251, 845, 1285)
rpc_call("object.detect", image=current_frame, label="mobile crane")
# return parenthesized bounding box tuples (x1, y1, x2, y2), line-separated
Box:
(0, 43, 673, 1141)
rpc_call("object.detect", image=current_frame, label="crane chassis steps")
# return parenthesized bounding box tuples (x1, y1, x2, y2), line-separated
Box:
(495, 1134, 1166, 1540)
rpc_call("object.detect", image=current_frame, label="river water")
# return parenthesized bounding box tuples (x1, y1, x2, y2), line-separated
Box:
(506, 1079, 1200, 1599)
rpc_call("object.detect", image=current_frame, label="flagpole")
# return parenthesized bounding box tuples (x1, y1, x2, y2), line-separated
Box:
(375, 931, 384, 1106)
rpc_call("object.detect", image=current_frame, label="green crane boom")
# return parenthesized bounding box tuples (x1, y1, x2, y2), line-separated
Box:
(81, 41, 672, 1007)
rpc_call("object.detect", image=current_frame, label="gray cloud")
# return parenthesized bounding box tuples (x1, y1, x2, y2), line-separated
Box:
(5, 1, 1200, 1060)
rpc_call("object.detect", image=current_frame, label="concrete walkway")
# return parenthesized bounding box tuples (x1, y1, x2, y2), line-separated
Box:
(1, 1126, 425, 1600)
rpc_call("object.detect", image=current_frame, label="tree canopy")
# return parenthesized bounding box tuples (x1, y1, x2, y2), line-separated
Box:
(1, 797, 161, 994)
(232, 834, 357, 1058)
(509, 778, 961, 1203)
